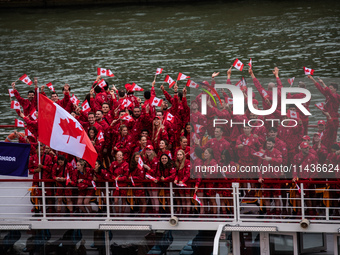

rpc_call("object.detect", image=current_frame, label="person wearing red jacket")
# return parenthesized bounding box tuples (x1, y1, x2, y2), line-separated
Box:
(110, 151, 129, 216)
(174, 149, 191, 215)
(129, 152, 147, 215)
(312, 133, 328, 165)
(287, 81, 311, 134)
(156, 111, 176, 149)
(112, 124, 134, 162)
(174, 136, 190, 160)
(102, 103, 114, 125)
(278, 116, 304, 164)
(11, 81, 37, 116)
(151, 116, 168, 153)
(249, 67, 283, 127)
(267, 127, 288, 165)
(141, 145, 159, 215)
(78, 112, 103, 134)
(218, 150, 237, 217)
(19, 111, 38, 138)
(199, 127, 233, 163)
(309, 75, 339, 132)
(258, 137, 283, 216)
(28, 145, 53, 214)
(141, 80, 156, 118)
(236, 126, 261, 168)
(92, 160, 111, 215)
(249, 113, 267, 145)
(292, 142, 318, 216)
(95, 110, 109, 131)
(190, 100, 207, 140)
(88, 127, 103, 159)
(52, 155, 77, 216)
(157, 153, 176, 214)
(201, 148, 219, 215)
(157, 140, 172, 160)
(76, 159, 94, 215)
(50, 84, 73, 113)
(316, 111, 337, 151)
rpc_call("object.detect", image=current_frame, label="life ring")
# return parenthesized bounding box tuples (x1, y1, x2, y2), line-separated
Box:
(4, 132, 24, 142)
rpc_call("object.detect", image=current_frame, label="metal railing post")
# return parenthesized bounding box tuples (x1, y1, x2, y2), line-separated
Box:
(170, 182, 174, 217)
(232, 182, 240, 222)
(41, 182, 46, 219)
(105, 182, 110, 219)
(301, 183, 305, 219)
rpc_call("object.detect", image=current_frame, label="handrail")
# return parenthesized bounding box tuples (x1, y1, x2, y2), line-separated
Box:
(0, 179, 339, 184)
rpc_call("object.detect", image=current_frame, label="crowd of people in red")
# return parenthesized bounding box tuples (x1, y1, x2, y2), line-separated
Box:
(6, 67, 340, 218)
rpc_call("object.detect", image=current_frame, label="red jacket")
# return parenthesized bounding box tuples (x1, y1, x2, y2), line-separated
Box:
(52, 163, 77, 187)
(236, 134, 261, 165)
(258, 148, 283, 179)
(14, 88, 37, 116)
(29, 153, 53, 186)
(109, 161, 129, 186)
(292, 151, 318, 179)
(174, 159, 190, 183)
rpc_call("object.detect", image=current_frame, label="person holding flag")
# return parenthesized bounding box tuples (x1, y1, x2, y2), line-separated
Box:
(109, 151, 129, 216)
(141, 145, 160, 216)
(28, 145, 54, 215)
(308, 75, 339, 132)
(87, 127, 104, 160)
(11, 79, 38, 116)
(129, 152, 147, 215)
(52, 155, 77, 217)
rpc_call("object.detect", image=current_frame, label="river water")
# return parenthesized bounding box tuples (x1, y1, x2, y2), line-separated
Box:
(0, 0, 339, 130)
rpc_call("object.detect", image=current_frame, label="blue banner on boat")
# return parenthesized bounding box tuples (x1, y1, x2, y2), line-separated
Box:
(0, 142, 30, 177)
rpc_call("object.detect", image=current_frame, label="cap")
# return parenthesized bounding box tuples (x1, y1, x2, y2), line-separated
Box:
(252, 99, 259, 105)
(145, 145, 154, 150)
(302, 135, 310, 141)
(300, 142, 309, 149)
(154, 116, 160, 120)
(318, 120, 326, 125)
(313, 132, 321, 137)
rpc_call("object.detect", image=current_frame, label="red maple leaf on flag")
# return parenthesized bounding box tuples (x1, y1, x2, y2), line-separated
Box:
(59, 118, 83, 143)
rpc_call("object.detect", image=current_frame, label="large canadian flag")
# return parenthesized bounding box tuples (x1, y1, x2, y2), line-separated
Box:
(38, 93, 97, 167)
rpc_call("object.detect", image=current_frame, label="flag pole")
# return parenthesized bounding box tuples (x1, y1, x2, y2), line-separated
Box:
(154, 74, 157, 82)
(14, 79, 19, 83)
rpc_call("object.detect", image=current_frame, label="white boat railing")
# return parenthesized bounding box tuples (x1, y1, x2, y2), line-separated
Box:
(0, 179, 339, 225)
